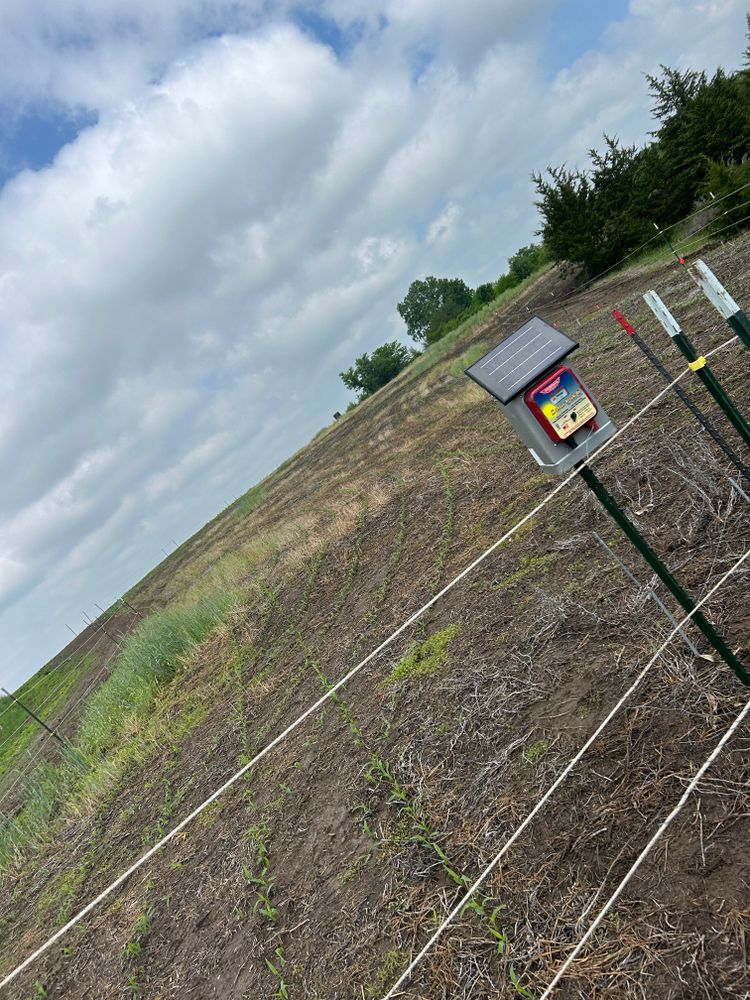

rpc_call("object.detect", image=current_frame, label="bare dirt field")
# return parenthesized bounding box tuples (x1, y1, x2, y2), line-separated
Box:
(2, 232, 750, 999)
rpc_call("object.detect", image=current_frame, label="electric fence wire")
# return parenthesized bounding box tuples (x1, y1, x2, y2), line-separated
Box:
(676, 211, 750, 257)
(0, 633, 127, 809)
(380, 544, 750, 1000)
(0, 606, 127, 754)
(493, 186, 750, 333)
(0, 645, 124, 817)
(538, 685, 750, 998)
(0, 330, 743, 993)
(0, 599, 127, 722)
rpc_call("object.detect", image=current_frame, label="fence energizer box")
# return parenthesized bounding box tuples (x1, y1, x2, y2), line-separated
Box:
(465, 316, 616, 474)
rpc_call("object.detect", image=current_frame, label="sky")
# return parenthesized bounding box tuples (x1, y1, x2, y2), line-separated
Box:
(0, 0, 747, 691)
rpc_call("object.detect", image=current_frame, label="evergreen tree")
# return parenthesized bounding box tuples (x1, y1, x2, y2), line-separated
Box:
(534, 30, 750, 277)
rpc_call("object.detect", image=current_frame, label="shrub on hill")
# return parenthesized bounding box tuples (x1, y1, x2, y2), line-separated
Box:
(397, 276, 474, 344)
(339, 340, 419, 401)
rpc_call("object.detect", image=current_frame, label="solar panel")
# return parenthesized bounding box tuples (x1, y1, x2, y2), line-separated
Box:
(465, 317, 578, 404)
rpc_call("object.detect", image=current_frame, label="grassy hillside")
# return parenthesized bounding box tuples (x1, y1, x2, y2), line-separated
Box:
(2, 231, 750, 999)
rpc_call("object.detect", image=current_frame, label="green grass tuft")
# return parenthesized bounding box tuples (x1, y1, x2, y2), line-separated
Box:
(524, 738, 550, 764)
(493, 553, 556, 592)
(77, 587, 238, 760)
(233, 484, 266, 518)
(384, 624, 460, 686)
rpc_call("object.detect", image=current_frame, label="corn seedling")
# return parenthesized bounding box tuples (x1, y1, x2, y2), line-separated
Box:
(433, 461, 455, 587)
(243, 823, 280, 925)
(266, 947, 290, 999)
(122, 904, 154, 960)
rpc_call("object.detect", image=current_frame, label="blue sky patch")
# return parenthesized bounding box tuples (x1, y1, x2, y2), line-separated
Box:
(293, 8, 359, 58)
(0, 108, 97, 186)
(546, 0, 630, 75)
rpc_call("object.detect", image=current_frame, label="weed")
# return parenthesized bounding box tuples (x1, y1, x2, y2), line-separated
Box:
(365, 949, 407, 998)
(487, 905, 510, 954)
(341, 851, 372, 884)
(123, 904, 154, 960)
(524, 738, 550, 764)
(493, 553, 557, 591)
(351, 803, 373, 836)
(124, 974, 142, 997)
(384, 624, 460, 686)
(509, 965, 534, 998)
(122, 901, 155, 998)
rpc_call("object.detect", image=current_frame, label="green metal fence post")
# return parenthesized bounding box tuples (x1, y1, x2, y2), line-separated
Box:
(644, 290, 750, 450)
(689, 260, 750, 351)
(577, 465, 750, 686)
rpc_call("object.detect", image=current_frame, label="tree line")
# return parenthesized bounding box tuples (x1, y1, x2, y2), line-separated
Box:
(340, 244, 546, 402)
(534, 25, 750, 276)
(339, 21, 750, 404)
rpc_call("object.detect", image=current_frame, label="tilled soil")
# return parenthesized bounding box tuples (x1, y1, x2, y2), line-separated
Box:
(2, 234, 750, 998)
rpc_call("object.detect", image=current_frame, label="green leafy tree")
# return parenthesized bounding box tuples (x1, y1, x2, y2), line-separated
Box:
(508, 244, 547, 282)
(472, 282, 496, 305)
(340, 341, 418, 400)
(397, 277, 473, 344)
(536, 137, 659, 275)
(493, 273, 517, 295)
(647, 66, 749, 220)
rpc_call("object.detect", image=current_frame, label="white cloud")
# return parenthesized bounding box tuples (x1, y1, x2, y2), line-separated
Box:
(0, 0, 747, 689)
(0, 1, 266, 113)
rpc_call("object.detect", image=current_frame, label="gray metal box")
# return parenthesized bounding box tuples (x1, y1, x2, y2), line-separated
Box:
(466, 317, 617, 475)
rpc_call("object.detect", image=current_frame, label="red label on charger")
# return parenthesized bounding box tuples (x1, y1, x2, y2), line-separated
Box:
(528, 368, 596, 440)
